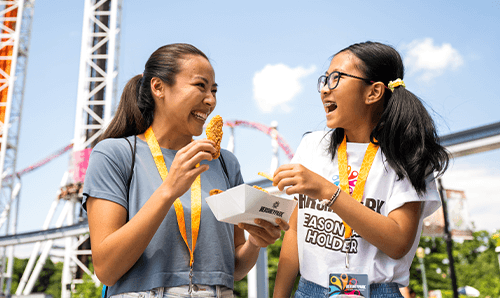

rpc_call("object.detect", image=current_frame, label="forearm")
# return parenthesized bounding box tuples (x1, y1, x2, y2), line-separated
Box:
(233, 238, 261, 281)
(318, 183, 420, 259)
(273, 230, 299, 298)
(90, 188, 176, 285)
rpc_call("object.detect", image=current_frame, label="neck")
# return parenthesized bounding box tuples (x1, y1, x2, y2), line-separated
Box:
(344, 125, 373, 143)
(148, 122, 192, 150)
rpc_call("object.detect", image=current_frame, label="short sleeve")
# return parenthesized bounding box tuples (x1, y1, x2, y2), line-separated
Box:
(386, 174, 441, 219)
(82, 139, 132, 211)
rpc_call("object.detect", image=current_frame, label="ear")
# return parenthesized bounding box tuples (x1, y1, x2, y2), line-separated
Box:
(365, 82, 386, 105)
(150, 77, 164, 99)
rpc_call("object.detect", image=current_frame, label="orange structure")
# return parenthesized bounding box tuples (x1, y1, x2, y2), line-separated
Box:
(0, 5, 17, 141)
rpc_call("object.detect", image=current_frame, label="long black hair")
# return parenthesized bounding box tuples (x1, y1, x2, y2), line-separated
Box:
(327, 41, 449, 196)
(100, 43, 209, 140)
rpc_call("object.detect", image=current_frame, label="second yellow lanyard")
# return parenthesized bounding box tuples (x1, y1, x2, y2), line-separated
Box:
(338, 134, 379, 239)
(145, 126, 201, 267)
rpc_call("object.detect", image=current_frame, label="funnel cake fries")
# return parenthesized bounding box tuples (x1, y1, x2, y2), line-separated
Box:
(252, 185, 269, 193)
(206, 115, 223, 159)
(209, 189, 224, 196)
(258, 172, 273, 182)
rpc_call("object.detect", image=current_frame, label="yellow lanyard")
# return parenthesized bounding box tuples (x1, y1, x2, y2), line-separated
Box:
(144, 127, 201, 268)
(338, 134, 379, 239)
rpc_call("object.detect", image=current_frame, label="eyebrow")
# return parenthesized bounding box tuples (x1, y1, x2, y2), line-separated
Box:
(196, 76, 218, 88)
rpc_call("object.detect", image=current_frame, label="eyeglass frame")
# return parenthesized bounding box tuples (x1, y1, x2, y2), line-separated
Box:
(317, 71, 374, 93)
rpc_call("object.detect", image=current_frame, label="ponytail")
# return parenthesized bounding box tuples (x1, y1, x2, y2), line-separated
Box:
(373, 87, 449, 195)
(99, 75, 152, 140)
(328, 41, 449, 196)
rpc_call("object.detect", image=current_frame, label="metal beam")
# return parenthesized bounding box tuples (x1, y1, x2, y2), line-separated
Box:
(0, 221, 88, 247)
(440, 121, 500, 158)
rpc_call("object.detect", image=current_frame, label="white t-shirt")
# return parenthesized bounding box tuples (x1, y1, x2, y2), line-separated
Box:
(292, 131, 440, 287)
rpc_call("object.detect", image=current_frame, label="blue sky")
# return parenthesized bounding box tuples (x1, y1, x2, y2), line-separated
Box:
(11, 1, 500, 256)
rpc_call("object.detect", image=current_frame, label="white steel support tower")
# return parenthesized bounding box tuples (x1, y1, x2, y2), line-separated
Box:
(15, 1, 122, 297)
(0, 0, 35, 295)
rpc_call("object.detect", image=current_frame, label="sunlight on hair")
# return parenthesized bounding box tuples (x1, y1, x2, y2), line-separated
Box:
(403, 38, 464, 81)
(253, 64, 316, 113)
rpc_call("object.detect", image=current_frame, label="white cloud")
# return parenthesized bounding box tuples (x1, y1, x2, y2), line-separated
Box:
(440, 164, 500, 232)
(403, 38, 464, 81)
(253, 64, 316, 113)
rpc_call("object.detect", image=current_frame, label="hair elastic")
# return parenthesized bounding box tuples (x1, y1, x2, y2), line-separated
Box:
(388, 78, 405, 92)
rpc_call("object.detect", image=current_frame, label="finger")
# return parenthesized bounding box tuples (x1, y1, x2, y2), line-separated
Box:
(253, 219, 282, 240)
(275, 218, 290, 231)
(184, 140, 217, 158)
(273, 166, 299, 187)
(238, 223, 275, 244)
(276, 176, 298, 192)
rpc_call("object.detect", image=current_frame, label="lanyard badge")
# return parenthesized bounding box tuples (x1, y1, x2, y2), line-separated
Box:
(145, 127, 201, 293)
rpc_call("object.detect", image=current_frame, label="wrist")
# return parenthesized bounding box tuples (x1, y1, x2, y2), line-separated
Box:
(320, 185, 341, 208)
(247, 235, 262, 250)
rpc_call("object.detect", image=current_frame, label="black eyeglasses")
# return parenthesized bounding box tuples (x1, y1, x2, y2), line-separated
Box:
(317, 71, 373, 93)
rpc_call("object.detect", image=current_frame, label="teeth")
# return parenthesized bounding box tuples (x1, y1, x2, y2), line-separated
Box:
(324, 102, 337, 113)
(192, 111, 208, 121)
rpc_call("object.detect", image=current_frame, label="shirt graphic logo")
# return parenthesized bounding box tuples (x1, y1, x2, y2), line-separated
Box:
(332, 165, 358, 194)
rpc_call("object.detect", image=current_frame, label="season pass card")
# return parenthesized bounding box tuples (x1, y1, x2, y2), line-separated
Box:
(329, 273, 369, 297)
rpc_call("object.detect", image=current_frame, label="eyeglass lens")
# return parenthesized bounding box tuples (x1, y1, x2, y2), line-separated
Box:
(317, 72, 341, 92)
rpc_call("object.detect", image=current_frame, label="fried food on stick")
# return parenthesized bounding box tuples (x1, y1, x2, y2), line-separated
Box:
(209, 189, 224, 196)
(206, 115, 223, 159)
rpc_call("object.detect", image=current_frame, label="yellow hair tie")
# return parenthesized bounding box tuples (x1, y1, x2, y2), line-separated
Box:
(388, 78, 405, 92)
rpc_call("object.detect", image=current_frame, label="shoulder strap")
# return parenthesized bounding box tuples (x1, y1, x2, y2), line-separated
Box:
(123, 136, 137, 201)
(218, 150, 230, 188)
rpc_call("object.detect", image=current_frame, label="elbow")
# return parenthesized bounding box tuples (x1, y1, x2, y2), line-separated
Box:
(234, 274, 244, 282)
(93, 257, 119, 287)
(94, 266, 118, 287)
(386, 243, 413, 260)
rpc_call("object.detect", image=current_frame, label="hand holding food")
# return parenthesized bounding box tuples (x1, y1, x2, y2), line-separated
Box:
(206, 115, 223, 159)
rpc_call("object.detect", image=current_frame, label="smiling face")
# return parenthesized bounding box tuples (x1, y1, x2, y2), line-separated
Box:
(152, 54, 217, 141)
(321, 51, 376, 142)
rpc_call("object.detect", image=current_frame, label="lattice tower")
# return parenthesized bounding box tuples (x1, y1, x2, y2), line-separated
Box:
(0, 0, 35, 295)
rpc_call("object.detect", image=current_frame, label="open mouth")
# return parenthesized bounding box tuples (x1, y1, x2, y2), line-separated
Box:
(324, 102, 337, 113)
(191, 111, 208, 121)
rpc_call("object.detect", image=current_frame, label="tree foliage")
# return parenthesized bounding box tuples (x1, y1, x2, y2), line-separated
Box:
(5, 230, 500, 298)
(409, 230, 500, 298)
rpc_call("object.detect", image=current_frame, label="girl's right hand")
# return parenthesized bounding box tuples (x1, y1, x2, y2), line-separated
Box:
(160, 139, 216, 199)
(272, 163, 333, 201)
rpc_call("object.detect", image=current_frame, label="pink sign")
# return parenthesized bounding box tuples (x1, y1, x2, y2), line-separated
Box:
(73, 148, 92, 183)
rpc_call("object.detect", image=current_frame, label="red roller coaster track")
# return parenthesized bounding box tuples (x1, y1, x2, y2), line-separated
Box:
(3, 120, 294, 181)
(225, 120, 294, 160)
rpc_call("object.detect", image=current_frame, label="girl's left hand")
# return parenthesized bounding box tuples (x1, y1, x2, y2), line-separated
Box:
(272, 163, 331, 201)
(238, 218, 289, 247)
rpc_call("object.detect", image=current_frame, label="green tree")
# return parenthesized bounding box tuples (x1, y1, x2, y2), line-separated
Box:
(44, 261, 62, 298)
(73, 261, 103, 298)
(234, 231, 299, 298)
(9, 257, 59, 295)
(410, 231, 500, 298)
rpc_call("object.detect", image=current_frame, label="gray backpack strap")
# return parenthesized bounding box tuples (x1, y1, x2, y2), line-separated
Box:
(218, 151, 230, 188)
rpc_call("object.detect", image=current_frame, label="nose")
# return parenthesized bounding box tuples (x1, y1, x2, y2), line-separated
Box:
(320, 82, 331, 98)
(204, 92, 216, 108)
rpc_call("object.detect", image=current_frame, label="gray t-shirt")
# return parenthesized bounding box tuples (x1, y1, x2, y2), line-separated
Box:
(82, 136, 244, 296)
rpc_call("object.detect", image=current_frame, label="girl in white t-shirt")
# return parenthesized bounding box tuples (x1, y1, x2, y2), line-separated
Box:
(273, 41, 449, 298)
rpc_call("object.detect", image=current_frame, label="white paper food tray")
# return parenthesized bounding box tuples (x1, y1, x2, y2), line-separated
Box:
(205, 184, 297, 226)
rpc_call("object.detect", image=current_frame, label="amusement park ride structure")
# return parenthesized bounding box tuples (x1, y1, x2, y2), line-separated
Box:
(0, 1, 499, 298)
